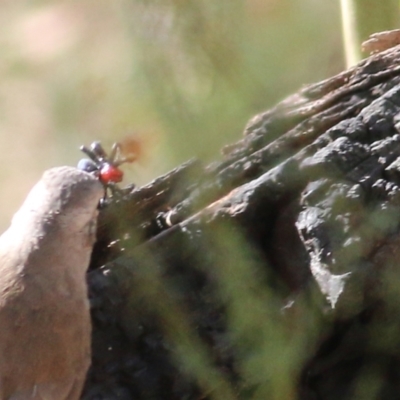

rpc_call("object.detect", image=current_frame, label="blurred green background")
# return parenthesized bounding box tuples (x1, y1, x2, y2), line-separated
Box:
(0, 0, 342, 231)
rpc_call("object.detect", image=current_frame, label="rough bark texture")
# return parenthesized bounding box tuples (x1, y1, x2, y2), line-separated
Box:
(83, 45, 400, 399)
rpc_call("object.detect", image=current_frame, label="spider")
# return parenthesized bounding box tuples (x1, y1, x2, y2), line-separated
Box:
(77, 141, 137, 198)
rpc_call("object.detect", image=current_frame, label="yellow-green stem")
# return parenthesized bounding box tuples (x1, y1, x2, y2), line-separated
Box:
(340, 0, 400, 67)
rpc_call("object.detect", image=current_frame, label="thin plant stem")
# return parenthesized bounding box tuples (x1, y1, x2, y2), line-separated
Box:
(340, 0, 400, 67)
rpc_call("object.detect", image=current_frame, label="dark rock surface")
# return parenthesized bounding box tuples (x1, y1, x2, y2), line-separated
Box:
(83, 45, 400, 399)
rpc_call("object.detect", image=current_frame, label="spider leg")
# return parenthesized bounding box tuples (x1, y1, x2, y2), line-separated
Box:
(79, 145, 101, 166)
(90, 141, 108, 160)
(109, 143, 121, 164)
(107, 182, 125, 198)
(114, 154, 137, 167)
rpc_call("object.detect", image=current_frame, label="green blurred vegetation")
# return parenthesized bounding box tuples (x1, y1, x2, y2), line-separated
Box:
(121, 220, 324, 400)
(0, 0, 342, 230)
